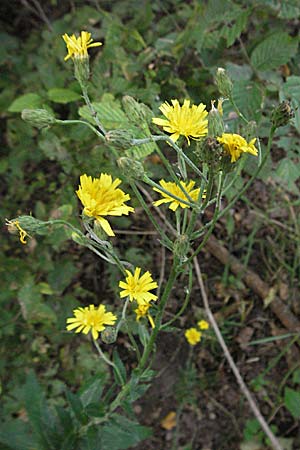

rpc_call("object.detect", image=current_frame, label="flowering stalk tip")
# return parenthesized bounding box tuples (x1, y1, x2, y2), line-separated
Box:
(66, 304, 117, 340)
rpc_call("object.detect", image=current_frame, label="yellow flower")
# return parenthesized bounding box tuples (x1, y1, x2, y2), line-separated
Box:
(185, 328, 202, 346)
(62, 31, 102, 61)
(66, 304, 117, 340)
(76, 173, 134, 237)
(198, 320, 209, 330)
(153, 179, 204, 211)
(119, 267, 158, 305)
(152, 99, 208, 144)
(134, 303, 155, 328)
(6, 220, 28, 244)
(217, 133, 258, 163)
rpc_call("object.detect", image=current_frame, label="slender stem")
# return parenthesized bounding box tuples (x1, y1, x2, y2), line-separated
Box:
(138, 262, 179, 371)
(132, 135, 207, 182)
(143, 175, 198, 209)
(116, 298, 141, 361)
(161, 266, 193, 329)
(93, 339, 125, 386)
(193, 257, 283, 450)
(186, 171, 224, 263)
(56, 119, 105, 139)
(229, 95, 249, 124)
(81, 86, 106, 136)
(130, 181, 173, 249)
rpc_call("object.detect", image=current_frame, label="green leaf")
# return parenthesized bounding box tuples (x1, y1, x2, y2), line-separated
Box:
(47, 88, 81, 104)
(231, 80, 262, 121)
(79, 375, 106, 407)
(101, 414, 152, 449)
(250, 32, 298, 71)
(284, 387, 300, 418)
(113, 349, 127, 386)
(66, 389, 88, 425)
(8, 93, 43, 112)
(275, 158, 300, 193)
(0, 419, 38, 450)
(79, 94, 129, 129)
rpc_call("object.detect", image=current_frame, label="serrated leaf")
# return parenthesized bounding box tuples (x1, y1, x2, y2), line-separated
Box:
(222, 11, 249, 47)
(231, 80, 262, 121)
(8, 93, 42, 112)
(251, 32, 298, 71)
(66, 390, 88, 425)
(101, 414, 152, 450)
(79, 375, 105, 407)
(284, 387, 300, 418)
(0, 420, 38, 450)
(47, 88, 81, 104)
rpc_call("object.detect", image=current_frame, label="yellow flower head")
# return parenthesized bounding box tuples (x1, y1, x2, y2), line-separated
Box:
(152, 99, 208, 145)
(134, 303, 155, 328)
(185, 328, 202, 346)
(76, 173, 134, 237)
(119, 267, 158, 305)
(153, 179, 203, 211)
(198, 320, 209, 330)
(6, 220, 28, 244)
(66, 304, 117, 340)
(62, 31, 102, 61)
(217, 133, 258, 163)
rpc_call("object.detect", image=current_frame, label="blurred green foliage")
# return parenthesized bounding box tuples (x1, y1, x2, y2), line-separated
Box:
(1, 1, 300, 448)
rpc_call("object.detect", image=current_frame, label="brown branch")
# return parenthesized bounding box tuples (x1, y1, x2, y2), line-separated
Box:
(205, 234, 300, 333)
(193, 256, 283, 450)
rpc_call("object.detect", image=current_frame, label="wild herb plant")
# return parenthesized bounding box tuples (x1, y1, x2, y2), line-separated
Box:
(6, 28, 295, 450)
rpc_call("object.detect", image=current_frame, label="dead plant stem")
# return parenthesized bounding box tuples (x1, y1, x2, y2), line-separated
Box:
(193, 256, 283, 450)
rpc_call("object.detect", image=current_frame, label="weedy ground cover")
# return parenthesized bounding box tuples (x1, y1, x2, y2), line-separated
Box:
(1, 1, 300, 449)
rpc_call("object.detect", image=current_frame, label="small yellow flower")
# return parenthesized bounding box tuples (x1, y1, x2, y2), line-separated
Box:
(152, 99, 208, 144)
(76, 173, 134, 237)
(153, 179, 204, 211)
(134, 303, 155, 328)
(66, 304, 117, 340)
(198, 320, 209, 330)
(119, 267, 158, 305)
(217, 133, 258, 163)
(62, 31, 102, 61)
(6, 220, 28, 244)
(185, 328, 202, 346)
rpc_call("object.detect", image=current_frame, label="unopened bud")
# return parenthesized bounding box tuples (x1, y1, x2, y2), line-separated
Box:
(173, 235, 190, 261)
(22, 109, 56, 129)
(12, 215, 48, 234)
(117, 157, 145, 180)
(122, 96, 152, 125)
(73, 57, 90, 88)
(215, 68, 233, 98)
(105, 129, 134, 149)
(208, 101, 224, 137)
(101, 327, 117, 344)
(271, 101, 294, 128)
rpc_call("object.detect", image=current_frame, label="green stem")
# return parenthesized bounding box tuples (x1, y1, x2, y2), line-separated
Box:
(138, 262, 179, 371)
(56, 119, 105, 139)
(116, 298, 141, 361)
(130, 181, 173, 249)
(81, 86, 106, 136)
(93, 339, 125, 386)
(186, 171, 224, 264)
(161, 266, 193, 329)
(143, 175, 198, 210)
(229, 95, 249, 124)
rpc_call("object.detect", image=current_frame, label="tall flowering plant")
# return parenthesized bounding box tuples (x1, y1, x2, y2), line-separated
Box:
(10, 31, 293, 450)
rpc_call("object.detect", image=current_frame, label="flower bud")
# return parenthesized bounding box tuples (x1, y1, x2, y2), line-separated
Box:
(215, 68, 233, 98)
(117, 157, 145, 180)
(101, 326, 117, 344)
(122, 95, 153, 125)
(11, 215, 48, 234)
(271, 101, 294, 129)
(173, 235, 190, 261)
(105, 130, 134, 149)
(208, 101, 224, 137)
(73, 57, 90, 88)
(71, 232, 90, 247)
(21, 109, 56, 129)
